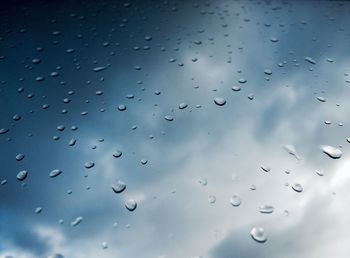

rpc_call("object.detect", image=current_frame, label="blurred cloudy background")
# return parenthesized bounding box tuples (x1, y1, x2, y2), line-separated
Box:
(1, 0, 350, 257)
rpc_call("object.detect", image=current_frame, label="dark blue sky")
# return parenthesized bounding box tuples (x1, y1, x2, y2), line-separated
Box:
(1, 1, 350, 258)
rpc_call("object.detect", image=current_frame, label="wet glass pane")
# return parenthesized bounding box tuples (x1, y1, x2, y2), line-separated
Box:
(0, 1, 349, 257)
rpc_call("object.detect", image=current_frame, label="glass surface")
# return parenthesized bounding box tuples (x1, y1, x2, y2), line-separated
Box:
(1, 1, 350, 257)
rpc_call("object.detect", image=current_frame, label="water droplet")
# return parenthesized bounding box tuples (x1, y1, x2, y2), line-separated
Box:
(93, 66, 107, 72)
(140, 159, 148, 165)
(112, 180, 126, 193)
(316, 169, 324, 176)
(49, 169, 62, 178)
(84, 161, 95, 169)
(198, 177, 208, 186)
(260, 165, 270, 172)
(250, 227, 267, 243)
(16, 170, 28, 181)
(321, 145, 342, 159)
(179, 103, 188, 109)
(317, 96, 326, 102)
(71, 216, 83, 226)
(238, 78, 247, 83)
(259, 205, 274, 214)
(214, 97, 226, 106)
(305, 56, 316, 64)
(264, 69, 272, 75)
(35, 207, 42, 214)
(102, 242, 108, 249)
(208, 195, 216, 204)
(16, 153, 25, 161)
(0, 128, 9, 134)
(125, 199, 137, 211)
(118, 104, 127, 111)
(230, 195, 241, 207)
(232, 86, 241, 91)
(164, 115, 174, 121)
(283, 144, 301, 160)
(69, 139, 76, 146)
(291, 183, 303, 192)
(113, 150, 122, 158)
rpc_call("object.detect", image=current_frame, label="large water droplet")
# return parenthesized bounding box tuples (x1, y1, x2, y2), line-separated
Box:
(125, 199, 137, 211)
(16, 170, 28, 181)
(214, 97, 226, 106)
(84, 161, 95, 169)
(250, 227, 267, 243)
(291, 183, 303, 192)
(321, 145, 342, 159)
(112, 180, 126, 193)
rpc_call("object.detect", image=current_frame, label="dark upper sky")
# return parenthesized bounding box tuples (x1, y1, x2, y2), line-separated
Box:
(1, 0, 350, 258)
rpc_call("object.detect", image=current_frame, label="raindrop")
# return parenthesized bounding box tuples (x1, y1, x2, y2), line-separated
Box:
(125, 199, 137, 211)
(317, 96, 326, 102)
(102, 242, 108, 249)
(316, 169, 324, 176)
(84, 161, 95, 169)
(260, 165, 270, 172)
(49, 169, 62, 178)
(179, 103, 188, 109)
(208, 195, 216, 204)
(305, 56, 316, 64)
(0, 128, 9, 134)
(250, 227, 267, 243)
(198, 177, 208, 186)
(259, 205, 274, 214)
(16, 153, 25, 161)
(112, 180, 126, 194)
(69, 139, 76, 146)
(118, 104, 126, 111)
(238, 78, 247, 83)
(71, 216, 83, 226)
(16, 170, 28, 181)
(291, 183, 303, 192)
(232, 86, 241, 91)
(164, 115, 174, 121)
(214, 97, 226, 106)
(230, 195, 241, 207)
(35, 207, 42, 214)
(321, 145, 342, 159)
(93, 66, 106, 72)
(113, 150, 122, 158)
(283, 144, 301, 160)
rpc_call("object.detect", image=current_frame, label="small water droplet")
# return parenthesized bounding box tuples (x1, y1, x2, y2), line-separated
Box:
(71, 216, 83, 226)
(208, 195, 216, 204)
(259, 205, 274, 214)
(35, 207, 43, 214)
(260, 165, 270, 172)
(230, 195, 241, 207)
(49, 169, 62, 178)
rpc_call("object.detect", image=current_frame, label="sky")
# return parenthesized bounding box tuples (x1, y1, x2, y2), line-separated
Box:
(1, 0, 350, 258)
